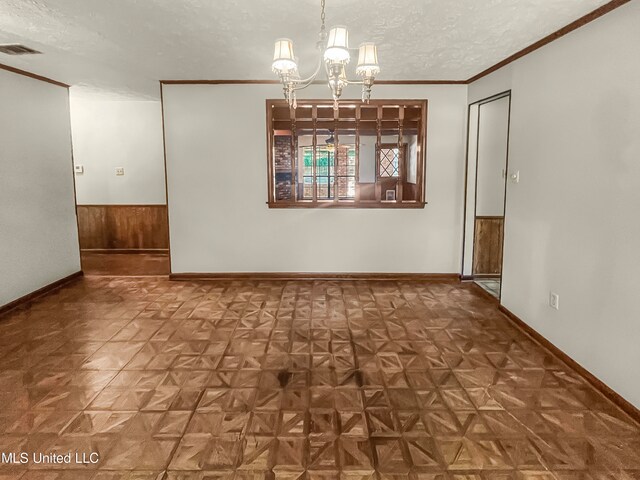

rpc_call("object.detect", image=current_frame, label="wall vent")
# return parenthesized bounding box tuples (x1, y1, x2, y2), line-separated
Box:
(0, 44, 42, 55)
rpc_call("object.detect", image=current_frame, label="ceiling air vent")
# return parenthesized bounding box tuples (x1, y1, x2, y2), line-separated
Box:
(0, 44, 42, 55)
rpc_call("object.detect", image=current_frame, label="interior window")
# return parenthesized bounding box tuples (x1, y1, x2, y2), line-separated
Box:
(267, 99, 427, 208)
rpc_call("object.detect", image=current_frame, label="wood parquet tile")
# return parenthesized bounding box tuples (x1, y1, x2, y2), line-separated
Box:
(0, 277, 638, 479)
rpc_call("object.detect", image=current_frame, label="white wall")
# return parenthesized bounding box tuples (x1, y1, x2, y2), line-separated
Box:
(69, 94, 166, 205)
(359, 138, 377, 183)
(407, 135, 418, 184)
(0, 70, 80, 306)
(476, 96, 509, 216)
(469, 1, 640, 408)
(162, 84, 467, 273)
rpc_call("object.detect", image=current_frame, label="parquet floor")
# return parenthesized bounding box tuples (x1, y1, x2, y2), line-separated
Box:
(0, 277, 638, 480)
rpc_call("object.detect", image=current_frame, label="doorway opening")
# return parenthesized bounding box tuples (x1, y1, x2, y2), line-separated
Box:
(69, 95, 170, 276)
(462, 92, 511, 299)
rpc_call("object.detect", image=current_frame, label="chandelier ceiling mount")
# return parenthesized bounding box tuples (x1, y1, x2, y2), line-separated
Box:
(271, 0, 380, 110)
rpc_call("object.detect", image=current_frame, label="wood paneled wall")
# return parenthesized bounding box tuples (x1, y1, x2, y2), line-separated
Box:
(473, 216, 504, 275)
(77, 205, 169, 251)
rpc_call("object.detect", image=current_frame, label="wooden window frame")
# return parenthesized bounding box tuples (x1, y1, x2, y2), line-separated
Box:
(300, 145, 357, 201)
(266, 99, 427, 209)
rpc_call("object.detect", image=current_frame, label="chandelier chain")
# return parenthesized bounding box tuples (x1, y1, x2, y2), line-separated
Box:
(271, 0, 379, 108)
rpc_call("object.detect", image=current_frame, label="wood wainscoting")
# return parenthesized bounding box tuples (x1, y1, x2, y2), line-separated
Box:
(473, 216, 504, 275)
(76, 205, 169, 252)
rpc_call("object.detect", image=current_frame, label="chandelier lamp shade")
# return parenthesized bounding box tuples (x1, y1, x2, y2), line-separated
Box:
(356, 42, 380, 77)
(324, 26, 350, 63)
(271, 0, 380, 109)
(272, 38, 297, 73)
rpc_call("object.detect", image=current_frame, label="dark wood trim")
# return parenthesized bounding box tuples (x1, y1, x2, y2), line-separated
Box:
(170, 272, 460, 282)
(0, 62, 69, 88)
(160, 79, 465, 85)
(476, 92, 512, 106)
(76, 203, 168, 208)
(0, 271, 83, 318)
(159, 82, 173, 275)
(81, 248, 169, 255)
(466, 0, 632, 83)
(475, 215, 505, 220)
(267, 201, 426, 209)
(162, 79, 282, 85)
(269, 98, 428, 107)
(376, 80, 466, 85)
(498, 304, 640, 425)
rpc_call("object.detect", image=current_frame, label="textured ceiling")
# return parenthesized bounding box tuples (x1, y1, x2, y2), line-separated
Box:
(0, 0, 611, 99)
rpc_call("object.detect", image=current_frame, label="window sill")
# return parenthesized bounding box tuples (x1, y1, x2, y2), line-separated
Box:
(267, 201, 426, 209)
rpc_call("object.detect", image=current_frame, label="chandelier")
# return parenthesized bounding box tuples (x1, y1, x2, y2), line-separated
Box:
(271, 0, 380, 110)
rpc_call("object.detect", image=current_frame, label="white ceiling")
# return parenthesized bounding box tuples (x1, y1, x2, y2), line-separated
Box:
(0, 0, 611, 99)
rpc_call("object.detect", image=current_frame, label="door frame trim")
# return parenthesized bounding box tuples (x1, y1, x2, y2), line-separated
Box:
(461, 90, 511, 301)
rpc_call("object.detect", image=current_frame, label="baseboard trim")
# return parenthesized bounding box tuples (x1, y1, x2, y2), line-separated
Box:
(170, 272, 461, 282)
(81, 249, 169, 255)
(498, 304, 640, 425)
(0, 271, 84, 317)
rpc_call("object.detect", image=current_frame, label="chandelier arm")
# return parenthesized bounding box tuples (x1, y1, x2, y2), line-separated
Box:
(291, 56, 324, 86)
(292, 77, 318, 91)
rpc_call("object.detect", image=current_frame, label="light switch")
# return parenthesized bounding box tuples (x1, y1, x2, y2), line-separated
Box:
(115, 167, 125, 176)
(74, 165, 84, 174)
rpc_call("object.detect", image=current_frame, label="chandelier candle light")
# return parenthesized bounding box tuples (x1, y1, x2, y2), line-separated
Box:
(271, 0, 380, 109)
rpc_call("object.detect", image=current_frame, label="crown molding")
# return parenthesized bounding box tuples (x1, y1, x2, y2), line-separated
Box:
(161, 0, 630, 88)
(159, 79, 467, 85)
(2, 0, 629, 91)
(467, 0, 631, 83)
(160, 79, 281, 85)
(0, 62, 69, 88)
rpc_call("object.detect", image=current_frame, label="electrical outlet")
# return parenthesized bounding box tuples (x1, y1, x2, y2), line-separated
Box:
(549, 292, 560, 310)
(115, 167, 125, 176)
(74, 165, 84, 174)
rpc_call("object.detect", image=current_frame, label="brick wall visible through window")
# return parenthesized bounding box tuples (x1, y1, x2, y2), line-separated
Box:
(302, 145, 355, 200)
(274, 135, 293, 201)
